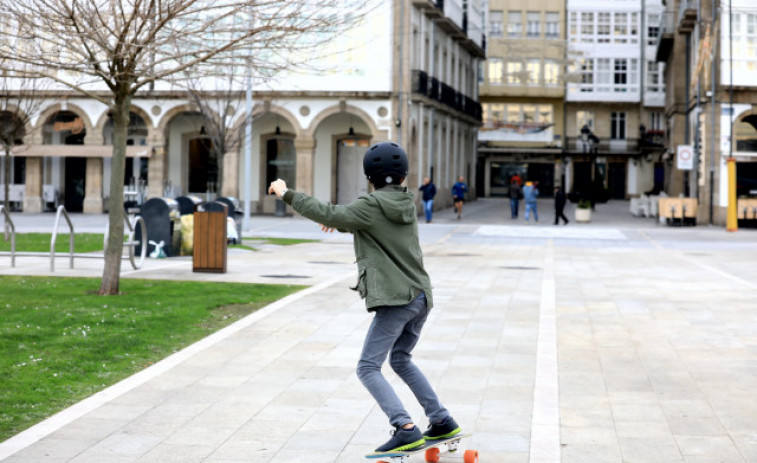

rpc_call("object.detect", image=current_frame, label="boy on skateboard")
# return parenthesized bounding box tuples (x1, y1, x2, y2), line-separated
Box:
(268, 142, 460, 453)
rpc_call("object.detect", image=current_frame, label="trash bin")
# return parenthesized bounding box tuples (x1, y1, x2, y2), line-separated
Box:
(136, 197, 181, 257)
(175, 195, 202, 216)
(193, 202, 228, 273)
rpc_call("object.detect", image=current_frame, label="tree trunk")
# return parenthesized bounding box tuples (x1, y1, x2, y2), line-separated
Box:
(99, 92, 131, 295)
(3, 147, 10, 211)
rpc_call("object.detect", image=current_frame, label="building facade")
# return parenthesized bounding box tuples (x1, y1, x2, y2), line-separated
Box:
(656, 0, 757, 225)
(0, 0, 485, 216)
(479, 0, 566, 198)
(564, 0, 666, 201)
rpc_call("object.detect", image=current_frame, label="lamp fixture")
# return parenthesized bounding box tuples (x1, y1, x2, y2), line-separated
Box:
(275, 125, 281, 135)
(348, 126, 355, 136)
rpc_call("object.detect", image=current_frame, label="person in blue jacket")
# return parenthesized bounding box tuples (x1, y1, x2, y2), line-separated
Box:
(523, 181, 539, 223)
(451, 176, 468, 220)
(418, 176, 437, 223)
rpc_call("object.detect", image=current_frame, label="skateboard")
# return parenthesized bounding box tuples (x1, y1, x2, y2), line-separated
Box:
(365, 434, 478, 463)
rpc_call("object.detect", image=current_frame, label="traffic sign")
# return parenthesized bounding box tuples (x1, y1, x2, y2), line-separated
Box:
(677, 145, 693, 170)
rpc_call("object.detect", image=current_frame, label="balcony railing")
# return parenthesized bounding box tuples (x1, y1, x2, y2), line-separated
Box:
(655, 12, 675, 61)
(565, 137, 641, 154)
(411, 70, 481, 121)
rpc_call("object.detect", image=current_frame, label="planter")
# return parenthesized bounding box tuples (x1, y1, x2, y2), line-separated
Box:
(575, 207, 591, 223)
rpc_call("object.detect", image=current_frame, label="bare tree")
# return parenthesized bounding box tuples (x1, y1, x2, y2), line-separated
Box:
(0, 68, 47, 211)
(0, 0, 370, 294)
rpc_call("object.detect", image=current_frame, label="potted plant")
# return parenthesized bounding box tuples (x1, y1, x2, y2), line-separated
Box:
(575, 199, 592, 223)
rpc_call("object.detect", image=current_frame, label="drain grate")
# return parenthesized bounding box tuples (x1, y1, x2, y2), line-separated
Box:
(500, 266, 541, 270)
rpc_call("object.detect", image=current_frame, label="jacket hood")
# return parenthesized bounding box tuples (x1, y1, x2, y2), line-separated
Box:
(372, 186, 416, 224)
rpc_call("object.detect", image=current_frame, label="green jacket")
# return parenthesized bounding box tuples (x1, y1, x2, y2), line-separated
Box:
(282, 185, 433, 311)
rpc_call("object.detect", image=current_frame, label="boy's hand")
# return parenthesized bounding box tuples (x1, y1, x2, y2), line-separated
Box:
(318, 224, 335, 233)
(268, 179, 287, 197)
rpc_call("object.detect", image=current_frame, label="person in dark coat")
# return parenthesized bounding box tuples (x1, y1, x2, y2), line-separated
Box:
(554, 186, 569, 225)
(508, 180, 522, 219)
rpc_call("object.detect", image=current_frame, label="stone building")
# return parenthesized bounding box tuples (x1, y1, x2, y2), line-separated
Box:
(0, 0, 485, 216)
(478, 0, 567, 198)
(655, 0, 757, 225)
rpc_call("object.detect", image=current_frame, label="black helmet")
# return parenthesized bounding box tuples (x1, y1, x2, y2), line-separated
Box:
(363, 141, 408, 188)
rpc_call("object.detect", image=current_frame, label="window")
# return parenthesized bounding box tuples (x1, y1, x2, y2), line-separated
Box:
(647, 13, 660, 45)
(614, 59, 627, 89)
(580, 59, 594, 86)
(577, 111, 594, 132)
(527, 11, 541, 37)
(581, 12, 594, 41)
(614, 13, 628, 43)
(484, 103, 505, 129)
(649, 111, 663, 131)
(488, 58, 503, 84)
(611, 112, 626, 139)
(647, 61, 664, 92)
(526, 60, 540, 85)
(506, 61, 523, 84)
(597, 58, 611, 90)
(569, 12, 578, 42)
(508, 11, 522, 37)
(597, 13, 611, 43)
(489, 10, 504, 38)
(545, 12, 559, 38)
(544, 60, 559, 86)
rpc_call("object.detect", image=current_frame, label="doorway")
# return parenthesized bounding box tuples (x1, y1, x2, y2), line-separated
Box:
(64, 157, 86, 212)
(188, 138, 214, 193)
(336, 138, 370, 204)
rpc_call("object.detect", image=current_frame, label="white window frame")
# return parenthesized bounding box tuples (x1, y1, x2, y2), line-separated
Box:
(611, 112, 627, 140)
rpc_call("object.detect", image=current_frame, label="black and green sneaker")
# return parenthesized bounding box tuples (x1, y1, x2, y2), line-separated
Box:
(423, 416, 461, 440)
(374, 426, 426, 453)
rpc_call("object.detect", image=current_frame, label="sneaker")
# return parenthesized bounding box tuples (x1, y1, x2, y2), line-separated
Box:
(423, 416, 461, 440)
(374, 426, 425, 453)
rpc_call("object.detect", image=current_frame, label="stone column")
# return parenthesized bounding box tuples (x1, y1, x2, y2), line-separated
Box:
(295, 138, 315, 195)
(22, 157, 44, 213)
(83, 157, 104, 213)
(147, 146, 165, 198)
(221, 150, 239, 197)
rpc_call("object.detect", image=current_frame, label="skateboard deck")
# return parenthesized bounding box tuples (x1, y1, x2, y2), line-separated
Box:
(365, 433, 477, 463)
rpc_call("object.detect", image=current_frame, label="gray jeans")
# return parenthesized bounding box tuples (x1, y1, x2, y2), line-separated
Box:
(357, 292, 448, 427)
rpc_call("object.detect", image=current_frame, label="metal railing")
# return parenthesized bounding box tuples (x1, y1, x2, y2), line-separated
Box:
(50, 205, 74, 271)
(104, 215, 147, 270)
(0, 205, 15, 267)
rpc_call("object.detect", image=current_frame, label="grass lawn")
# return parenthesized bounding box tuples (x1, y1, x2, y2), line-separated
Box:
(0, 233, 113, 254)
(0, 275, 304, 441)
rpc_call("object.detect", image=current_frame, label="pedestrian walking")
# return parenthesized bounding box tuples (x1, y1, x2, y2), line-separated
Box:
(554, 185, 569, 225)
(268, 141, 461, 454)
(508, 180, 522, 219)
(451, 176, 468, 220)
(418, 176, 436, 223)
(523, 181, 539, 223)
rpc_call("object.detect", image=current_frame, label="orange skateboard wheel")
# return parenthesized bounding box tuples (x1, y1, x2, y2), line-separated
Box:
(425, 447, 440, 462)
(463, 449, 479, 463)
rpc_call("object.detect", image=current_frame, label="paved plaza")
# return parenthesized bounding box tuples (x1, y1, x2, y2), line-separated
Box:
(1, 198, 756, 462)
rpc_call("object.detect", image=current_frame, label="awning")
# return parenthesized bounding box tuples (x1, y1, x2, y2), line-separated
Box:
(2, 145, 153, 158)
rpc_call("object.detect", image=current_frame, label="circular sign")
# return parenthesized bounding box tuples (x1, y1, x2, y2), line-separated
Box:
(678, 147, 692, 160)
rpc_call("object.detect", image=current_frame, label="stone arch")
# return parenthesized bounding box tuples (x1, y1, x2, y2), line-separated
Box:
(93, 105, 154, 136)
(33, 103, 94, 145)
(241, 104, 302, 139)
(305, 103, 383, 140)
(735, 109, 757, 153)
(156, 103, 207, 135)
